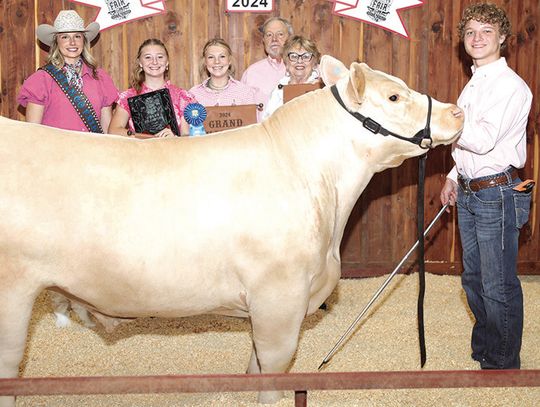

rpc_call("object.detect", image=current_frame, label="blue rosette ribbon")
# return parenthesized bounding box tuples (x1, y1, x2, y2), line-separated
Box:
(183, 103, 207, 136)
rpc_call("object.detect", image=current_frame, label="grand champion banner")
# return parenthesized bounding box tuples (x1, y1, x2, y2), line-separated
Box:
(329, 0, 424, 38)
(70, 0, 167, 31)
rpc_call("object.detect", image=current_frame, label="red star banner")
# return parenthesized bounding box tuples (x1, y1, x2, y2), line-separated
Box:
(329, 0, 424, 39)
(70, 0, 166, 31)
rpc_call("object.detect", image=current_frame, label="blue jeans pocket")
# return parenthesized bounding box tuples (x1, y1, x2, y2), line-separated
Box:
(513, 191, 532, 229)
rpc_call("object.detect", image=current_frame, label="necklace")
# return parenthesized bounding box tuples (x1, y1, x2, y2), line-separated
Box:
(208, 79, 228, 91)
(144, 80, 166, 91)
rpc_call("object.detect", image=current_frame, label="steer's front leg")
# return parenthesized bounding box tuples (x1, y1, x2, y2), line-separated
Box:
(0, 281, 41, 407)
(247, 281, 309, 404)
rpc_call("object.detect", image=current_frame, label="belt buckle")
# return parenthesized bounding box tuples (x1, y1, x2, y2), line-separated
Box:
(459, 176, 472, 193)
(487, 178, 498, 188)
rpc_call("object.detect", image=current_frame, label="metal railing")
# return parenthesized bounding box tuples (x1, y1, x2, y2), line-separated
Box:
(2, 369, 540, 407)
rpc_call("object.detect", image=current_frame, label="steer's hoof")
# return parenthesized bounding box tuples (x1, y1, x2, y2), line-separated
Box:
(54, 312, 71, 328)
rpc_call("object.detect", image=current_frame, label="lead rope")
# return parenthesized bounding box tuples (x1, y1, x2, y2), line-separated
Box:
(417, 153, 427, 367)
(318, 89, 434, 370)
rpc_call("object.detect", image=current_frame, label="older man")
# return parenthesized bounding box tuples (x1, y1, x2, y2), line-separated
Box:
(241, 17, 293, 108)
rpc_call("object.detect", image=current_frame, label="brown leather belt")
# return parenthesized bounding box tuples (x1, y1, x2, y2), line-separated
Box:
(458, 168, 518, 192)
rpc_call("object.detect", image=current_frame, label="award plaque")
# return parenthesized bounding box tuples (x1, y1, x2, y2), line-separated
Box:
(127, 88, 180, 136)
(205, 104, 258, 133)
(282, 82, 324, 104)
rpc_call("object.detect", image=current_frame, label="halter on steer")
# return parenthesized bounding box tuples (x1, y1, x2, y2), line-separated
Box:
(322, 85, 434, 368)
(329, 84, 433, 149)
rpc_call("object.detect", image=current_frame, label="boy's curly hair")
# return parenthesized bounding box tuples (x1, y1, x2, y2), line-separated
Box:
(457, 3, 511, 49)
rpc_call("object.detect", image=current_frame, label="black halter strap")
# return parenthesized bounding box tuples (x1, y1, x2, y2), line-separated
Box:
(330, 84, 433, 149)
(330, 83, 432, 367)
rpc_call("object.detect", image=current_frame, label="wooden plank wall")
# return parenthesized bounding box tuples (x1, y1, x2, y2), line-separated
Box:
(0, 0, 538, 276)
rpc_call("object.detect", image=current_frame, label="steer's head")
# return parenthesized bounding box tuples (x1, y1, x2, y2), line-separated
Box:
(320, 55, 463, 164)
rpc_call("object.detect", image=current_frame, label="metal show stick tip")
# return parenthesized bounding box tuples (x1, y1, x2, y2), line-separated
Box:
(317, 204, 449, 370)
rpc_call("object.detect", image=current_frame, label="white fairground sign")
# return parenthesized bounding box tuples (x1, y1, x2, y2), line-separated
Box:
(71, 0, 167, 30)
(329, 0, 424, 39)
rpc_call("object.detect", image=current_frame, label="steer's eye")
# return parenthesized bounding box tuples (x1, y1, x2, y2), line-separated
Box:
(389, 94, 399, 102)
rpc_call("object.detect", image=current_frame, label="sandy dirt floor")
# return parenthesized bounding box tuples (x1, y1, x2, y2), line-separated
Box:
(16, 273, 540, 406)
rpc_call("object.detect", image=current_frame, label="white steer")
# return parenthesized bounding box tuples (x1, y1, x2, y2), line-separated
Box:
(0, 55, 463, 405)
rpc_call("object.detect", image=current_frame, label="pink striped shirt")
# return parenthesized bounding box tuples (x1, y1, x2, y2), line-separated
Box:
(189, 78, 258, 107)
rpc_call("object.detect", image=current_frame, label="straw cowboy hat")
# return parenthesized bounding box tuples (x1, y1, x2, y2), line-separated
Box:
(36, 10, 100, 47)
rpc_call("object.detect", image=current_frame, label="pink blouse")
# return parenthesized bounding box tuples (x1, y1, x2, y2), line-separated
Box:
(17, 64, 118, 132)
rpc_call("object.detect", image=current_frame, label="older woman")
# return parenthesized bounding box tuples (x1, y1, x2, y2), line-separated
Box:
(262, 35, 321, 120)
(189, 38, 258, 107)
(17, 10, 118, 133)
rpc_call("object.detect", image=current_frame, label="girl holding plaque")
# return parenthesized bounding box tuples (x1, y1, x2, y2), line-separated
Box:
(189, 38, 258, 108)
(109, 38, 196, 138)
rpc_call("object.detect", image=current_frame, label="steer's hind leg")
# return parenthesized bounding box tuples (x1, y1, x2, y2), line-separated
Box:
(247, 286, 308, 404)
(247, 346, 261, 374)
(0, 283, 41, 407)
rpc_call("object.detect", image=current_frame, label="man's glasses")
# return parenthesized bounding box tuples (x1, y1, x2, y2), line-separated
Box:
(287, 52, 314, 63)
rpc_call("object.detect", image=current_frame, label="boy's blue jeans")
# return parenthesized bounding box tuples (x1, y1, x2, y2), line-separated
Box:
(457, 168, 531, 369)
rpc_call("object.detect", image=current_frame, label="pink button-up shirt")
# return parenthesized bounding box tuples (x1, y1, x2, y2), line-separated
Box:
(241, 56, 286, 108)
(17, 64, 118, 132)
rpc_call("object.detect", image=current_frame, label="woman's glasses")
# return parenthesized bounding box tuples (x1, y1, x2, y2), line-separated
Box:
(287, 52, 314, 63)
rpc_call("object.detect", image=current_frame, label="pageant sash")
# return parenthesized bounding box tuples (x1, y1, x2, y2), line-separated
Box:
(41, 63, 104, 133)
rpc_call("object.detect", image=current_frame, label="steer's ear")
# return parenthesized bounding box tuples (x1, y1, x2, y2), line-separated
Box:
(345, 62, 366, 107)
(319, 55, 348, 86)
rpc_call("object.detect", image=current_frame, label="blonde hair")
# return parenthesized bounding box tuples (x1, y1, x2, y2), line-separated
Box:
(198, 38, 236, 79)
(131, 38, 170, 93)
(282, 35, 321, 64)
(46, 35, 98, 78)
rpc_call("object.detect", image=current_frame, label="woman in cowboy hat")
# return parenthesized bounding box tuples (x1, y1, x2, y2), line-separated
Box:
(17, 10, 118, 133)
(17, 10, 118, 329)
